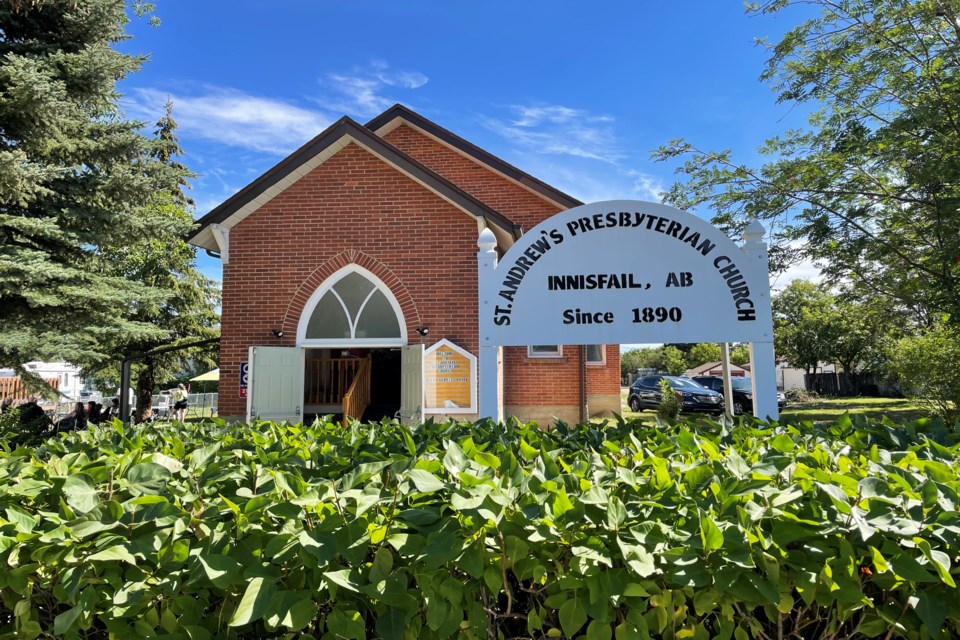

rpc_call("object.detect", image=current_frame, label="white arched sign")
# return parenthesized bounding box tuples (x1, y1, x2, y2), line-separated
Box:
(477, 200, 779, 420)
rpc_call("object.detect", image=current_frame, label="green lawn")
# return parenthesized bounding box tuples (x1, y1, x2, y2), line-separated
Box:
(779, 396, 926, 423)
(184, 406, 217, 422)
(615, 388, 926, 423)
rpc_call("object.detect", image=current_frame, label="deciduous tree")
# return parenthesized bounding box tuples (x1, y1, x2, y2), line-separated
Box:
(684, 343, 722, 370)
(890, 320, 960, 418)
(620, 347, 664, 378)
(655, 0, 960, 327)
(772, 280, 835, 376)
(729, 344, 751, 366)
(662, 346, 687, 376)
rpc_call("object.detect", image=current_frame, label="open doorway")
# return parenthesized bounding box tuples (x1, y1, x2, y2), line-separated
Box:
(303, 347, 401, 422)
(367, 348, 401, 420)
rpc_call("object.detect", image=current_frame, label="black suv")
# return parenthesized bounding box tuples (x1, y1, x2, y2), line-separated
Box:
(627, 375, 724, 415)
(692, 376, 787, 415)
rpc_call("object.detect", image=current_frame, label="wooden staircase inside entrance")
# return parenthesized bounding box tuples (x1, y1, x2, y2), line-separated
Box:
(304, 356, 371, 422)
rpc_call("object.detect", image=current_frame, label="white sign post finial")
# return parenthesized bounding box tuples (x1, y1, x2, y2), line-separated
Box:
(742, 219, 766, 245)
(478, 228, 497, 253)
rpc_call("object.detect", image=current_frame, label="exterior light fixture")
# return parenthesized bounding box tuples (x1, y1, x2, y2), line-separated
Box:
(271, 329, 284, 338)
(416, 327, 429, 337)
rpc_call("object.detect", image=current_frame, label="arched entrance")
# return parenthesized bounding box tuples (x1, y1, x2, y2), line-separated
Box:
(296, 265, 408, 421)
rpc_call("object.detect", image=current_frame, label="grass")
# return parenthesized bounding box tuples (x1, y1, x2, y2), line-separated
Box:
(614, 388, 927, 423)
(779, 396, 926, 423)
(184, 406, 217, 421)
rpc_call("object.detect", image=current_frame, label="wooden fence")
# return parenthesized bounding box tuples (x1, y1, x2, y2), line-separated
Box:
(0, 377, 61, 404)
(804, 372, 882, 397)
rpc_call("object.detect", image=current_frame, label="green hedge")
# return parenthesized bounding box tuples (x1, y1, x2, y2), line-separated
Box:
(1, 414, 959, 639)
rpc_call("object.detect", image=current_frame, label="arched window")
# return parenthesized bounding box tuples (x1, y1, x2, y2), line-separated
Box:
(297, 266, 406, 346)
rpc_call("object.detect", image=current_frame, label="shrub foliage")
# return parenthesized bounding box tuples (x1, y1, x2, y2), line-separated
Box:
(0, 414, 959, 639)
(656, 379, 682, 420)
(890, 321, 960, 419)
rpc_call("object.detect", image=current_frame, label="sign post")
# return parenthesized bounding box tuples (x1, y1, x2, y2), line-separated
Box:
(741, 220, 778, 419)
(720, 342, 734, 419)
(477, 200, 779, 421)
(477, 229, 501, 420)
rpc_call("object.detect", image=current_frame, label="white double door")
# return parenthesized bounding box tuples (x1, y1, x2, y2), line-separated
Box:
(246, 345, 423, 424)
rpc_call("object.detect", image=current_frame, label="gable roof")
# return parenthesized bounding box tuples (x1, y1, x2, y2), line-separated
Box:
(685, 361, 749, 377)
(188, 115, 521, 252)
(366, 104, 583, 210)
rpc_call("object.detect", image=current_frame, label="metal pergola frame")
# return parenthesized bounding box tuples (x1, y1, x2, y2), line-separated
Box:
(119, 338, 220, 422)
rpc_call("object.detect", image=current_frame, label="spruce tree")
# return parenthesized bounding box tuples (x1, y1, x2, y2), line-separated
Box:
(87, 102, 220, 422)
(0, 0, 180, 389)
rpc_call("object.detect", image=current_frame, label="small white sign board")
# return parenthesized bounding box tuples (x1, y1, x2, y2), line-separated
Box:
(477, 200, 779, 420)
(423, 339, 477, 414)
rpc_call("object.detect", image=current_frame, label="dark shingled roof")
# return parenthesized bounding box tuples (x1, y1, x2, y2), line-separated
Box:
(366, 104, 583, 210)
(188, 115, 521, 248)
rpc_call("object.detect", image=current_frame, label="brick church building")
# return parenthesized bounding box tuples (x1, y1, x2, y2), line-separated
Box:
(188, 104, 621, 424)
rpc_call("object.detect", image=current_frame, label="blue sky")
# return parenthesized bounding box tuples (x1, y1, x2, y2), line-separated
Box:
(119, 1, 820, 291)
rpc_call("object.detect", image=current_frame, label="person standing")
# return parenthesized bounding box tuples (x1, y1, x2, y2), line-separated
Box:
(172, 383, 189, 422)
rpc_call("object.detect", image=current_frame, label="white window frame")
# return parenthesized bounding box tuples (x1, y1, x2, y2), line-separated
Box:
(296, 264, 407, 348)
(586, 344, 606, 366)
(527, 345, 563, 359)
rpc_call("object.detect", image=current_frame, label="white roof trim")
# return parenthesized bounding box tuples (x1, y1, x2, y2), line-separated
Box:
(190, 135, 516, 253)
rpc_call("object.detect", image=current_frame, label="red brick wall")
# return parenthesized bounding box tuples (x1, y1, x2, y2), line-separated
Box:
(501, 345, 622, 409)
(588, 344, 624, 399)
(383, 124, 620, 408)
(383, 125, 563, 231)
(218, 128, 621, 419)
(220, 142, 481, 417)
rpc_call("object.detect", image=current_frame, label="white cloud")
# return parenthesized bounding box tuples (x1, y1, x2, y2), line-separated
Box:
(511, 105, 582, 126)
(128, 87, 332, 155)
(626, 170, 666, 202)
(481, 103, 623, 162)
(510, 105, 614, 128)
(324, 75, 394, 117)
(770, 240, 823, 291)
(371, 61, 428, 89)
(501, 156, 666, 206)
(321, 62, 429, 118)
(771, 257, 823, 291)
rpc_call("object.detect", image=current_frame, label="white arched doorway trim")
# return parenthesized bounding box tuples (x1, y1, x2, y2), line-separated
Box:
(296, 264, 407, 347)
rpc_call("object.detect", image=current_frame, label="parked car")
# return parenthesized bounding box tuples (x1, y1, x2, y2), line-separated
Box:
(78, 388, 103, 404)
(627, 375, 724, 415)
(691, 376, 788, 415)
